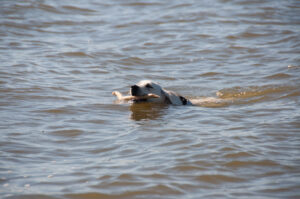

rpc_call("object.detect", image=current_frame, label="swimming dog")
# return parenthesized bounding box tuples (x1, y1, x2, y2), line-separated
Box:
(113, 80, 192, 105)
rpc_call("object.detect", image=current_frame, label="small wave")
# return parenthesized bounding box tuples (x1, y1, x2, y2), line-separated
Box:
(65, 184, 182, 199)
(216, 85, 294, 99)
(59, 51, 92, 58)
(117, 57, 152, 66)
(199, 72, 222, 77)
(38, 3, 64, 14)
(267, 35, 298, 45)
(265, 73, 292, 79)
(224, 160, 280, 168)
(41, 107, 75, 114)
(50, 129, 84, 137)
(62, 5, 96, 13)
(2, 22, 34, 31)
(195, 174, 245, 184)
(224, 151, 254, 158)
(191, 85, 297, 107)
(190, 97, 231, 108)
(122, 2, 163, 7)
(239, 32, 271, 38)
(171, 165, 205, 172)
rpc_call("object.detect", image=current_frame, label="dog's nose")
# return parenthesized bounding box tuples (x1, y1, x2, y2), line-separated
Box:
(131, 85, 139, 96)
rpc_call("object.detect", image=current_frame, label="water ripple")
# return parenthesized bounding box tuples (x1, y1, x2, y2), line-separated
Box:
(1, 0, 300, 198)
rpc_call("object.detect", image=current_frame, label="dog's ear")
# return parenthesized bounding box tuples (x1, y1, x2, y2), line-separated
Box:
(179, 96, 187, 105)
(164, 96, 172, 104)
(161, 89, 172, 104)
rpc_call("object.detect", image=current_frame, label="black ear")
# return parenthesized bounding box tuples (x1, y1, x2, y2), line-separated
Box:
(161, 89, 172, 104)
(164, 96, 172, 104)
(179, 96, 187, 105)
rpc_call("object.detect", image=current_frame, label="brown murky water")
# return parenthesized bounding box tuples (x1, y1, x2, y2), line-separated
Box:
(1, 0, 300, 198)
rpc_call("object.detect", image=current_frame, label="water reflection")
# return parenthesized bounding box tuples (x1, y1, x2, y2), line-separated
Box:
(129, 102, 168, 121)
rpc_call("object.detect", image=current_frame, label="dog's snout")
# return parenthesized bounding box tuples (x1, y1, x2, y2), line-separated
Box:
(131, 85, 139, 96)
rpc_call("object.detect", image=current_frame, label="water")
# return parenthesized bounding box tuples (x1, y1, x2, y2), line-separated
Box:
(1, 0, 300, 198)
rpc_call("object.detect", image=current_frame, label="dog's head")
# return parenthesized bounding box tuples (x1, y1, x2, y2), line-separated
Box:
(130, 80, 167, 103)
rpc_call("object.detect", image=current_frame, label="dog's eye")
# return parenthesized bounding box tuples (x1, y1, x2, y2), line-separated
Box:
(145, 84, 153, 89)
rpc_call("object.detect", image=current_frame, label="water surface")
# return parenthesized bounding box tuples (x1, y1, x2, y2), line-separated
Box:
(1, 0, 300, 198)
